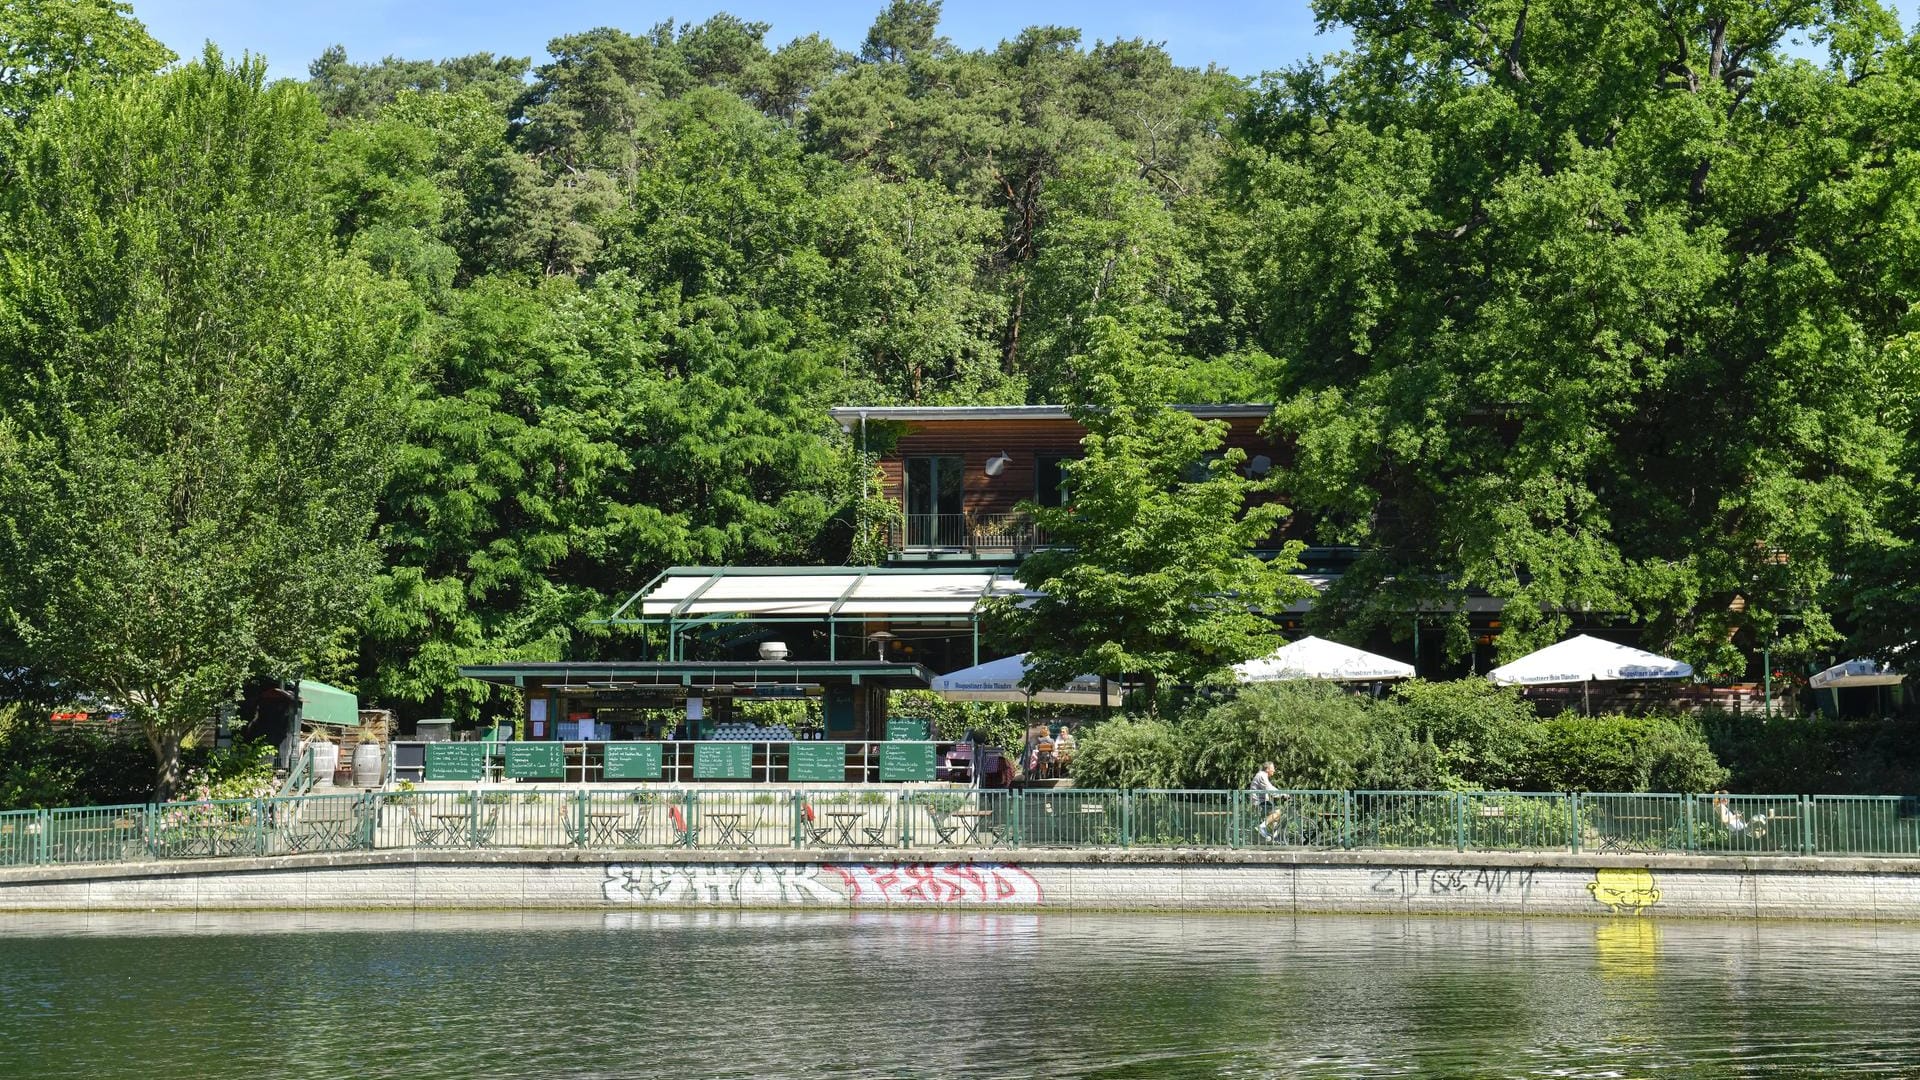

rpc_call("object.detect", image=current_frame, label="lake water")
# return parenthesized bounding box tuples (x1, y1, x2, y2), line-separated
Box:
(2, 911, 1917, 1078)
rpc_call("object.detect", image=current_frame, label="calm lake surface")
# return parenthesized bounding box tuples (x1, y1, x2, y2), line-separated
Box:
(2, 910, 1917, 1078)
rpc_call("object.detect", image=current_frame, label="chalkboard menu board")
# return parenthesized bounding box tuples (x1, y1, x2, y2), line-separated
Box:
(693, 741, 753, 780)
(424, 742, 485, 781)
(886, 717, 932, 741)
(603, 742, 664, 780)
(788, 741, 846, 783)
(879, 741, 936, 782)
(504, 741, 564, 780)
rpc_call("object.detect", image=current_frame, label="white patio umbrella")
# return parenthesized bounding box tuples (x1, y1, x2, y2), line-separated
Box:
(1233, 636, 1414, 683)
(1809, 659, 1904, 690)
(1486, 634, 1692, 712)
(930, 653, 1106, 706)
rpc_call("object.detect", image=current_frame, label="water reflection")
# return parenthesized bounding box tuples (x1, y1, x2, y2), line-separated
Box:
(2, 912, 1917, 1078)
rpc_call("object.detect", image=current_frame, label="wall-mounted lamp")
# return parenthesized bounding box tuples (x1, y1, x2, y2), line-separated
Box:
(984, 451, 1013, 477)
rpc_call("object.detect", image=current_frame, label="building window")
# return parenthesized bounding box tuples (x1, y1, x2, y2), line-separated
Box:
(1035, 454, 1071, 508)
(904, 455, 963, 546)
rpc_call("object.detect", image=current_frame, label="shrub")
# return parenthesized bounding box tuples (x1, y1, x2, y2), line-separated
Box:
(1067, 715, 1184, 789)
(1700, 712, 1920, 794)
(1521, 714, 1727, 792)
(1182, 681, 1440, 791)
(1386, 678, 1541, 789)
(0, 707, 155, 809)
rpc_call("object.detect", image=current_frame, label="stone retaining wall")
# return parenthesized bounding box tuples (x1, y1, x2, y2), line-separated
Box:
(4, 849, 1918, 920)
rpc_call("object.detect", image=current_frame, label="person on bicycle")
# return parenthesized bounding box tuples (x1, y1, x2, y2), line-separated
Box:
(1250, 762, 1286, 842)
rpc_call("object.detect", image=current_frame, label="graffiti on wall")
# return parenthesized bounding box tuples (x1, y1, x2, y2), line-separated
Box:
(1588, 868, 1661, 914)
(824, 863, 1043, 905)
(602, 862, 1045, 906)
(1368, 867, 1537, 899)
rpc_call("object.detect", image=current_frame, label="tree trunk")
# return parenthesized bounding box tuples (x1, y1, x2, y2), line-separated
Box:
(152, 732, 185, 803)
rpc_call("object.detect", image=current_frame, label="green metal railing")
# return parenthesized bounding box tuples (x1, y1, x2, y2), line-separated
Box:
(5, 788, 1920, 868)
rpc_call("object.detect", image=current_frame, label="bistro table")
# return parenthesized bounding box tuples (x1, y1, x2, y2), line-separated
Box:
(706, 812, 752, 848)
(937, 809, 998, 847)
(824, 811, 868, 847)
(576, 812, 626, 847)
(427, 812, 474, 848)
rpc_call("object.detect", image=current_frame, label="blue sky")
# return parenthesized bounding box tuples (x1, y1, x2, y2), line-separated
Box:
(129, 1, 1345, 82)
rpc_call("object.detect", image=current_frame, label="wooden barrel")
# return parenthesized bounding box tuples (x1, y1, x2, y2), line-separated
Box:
(351, 743, 384, 787)
(309, 743, 340, 786)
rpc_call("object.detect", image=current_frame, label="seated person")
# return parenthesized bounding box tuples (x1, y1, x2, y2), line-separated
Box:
(1713, 791, 1770, 837)
(1054, 724, 1077, 763)
(1035, 733, 1057, 779)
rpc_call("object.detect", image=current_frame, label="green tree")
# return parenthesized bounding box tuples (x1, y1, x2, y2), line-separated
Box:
(306, 45, 530, 123)
(988, 319, 1313, 705)
(1238, 0, 1920, 674)
(0, 0, 171, 123)
(0, 51, 411, 798)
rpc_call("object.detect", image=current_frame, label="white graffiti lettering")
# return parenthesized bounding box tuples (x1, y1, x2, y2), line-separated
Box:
(602, 863, 843, 905)
(599, 862, 1046, 906)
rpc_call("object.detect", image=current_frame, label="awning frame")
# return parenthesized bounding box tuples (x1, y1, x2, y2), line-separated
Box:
(608, 566, 1032, 664)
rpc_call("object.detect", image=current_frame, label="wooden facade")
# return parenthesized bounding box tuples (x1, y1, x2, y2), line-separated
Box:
(835, 406, 1289, 560)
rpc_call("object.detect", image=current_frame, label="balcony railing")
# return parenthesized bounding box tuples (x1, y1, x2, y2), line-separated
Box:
(891, 512, 1049, 554)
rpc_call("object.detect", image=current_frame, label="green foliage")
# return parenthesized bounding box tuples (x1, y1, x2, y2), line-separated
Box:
(1522, 715, 1729, 793)
(178, 738, 277, 803)
(1242, 1, 1920, 673)
(1386, 679, 1541, 790)
(1184, 681, 1440, 791)
(1702, 712, 1920, 795)
(0, 50, 412, 796)
(0, 0, 173, 123)
(0, 709, 152, 810)
(990, 322, 1314, 704)
(1064, 715, 1185, 790)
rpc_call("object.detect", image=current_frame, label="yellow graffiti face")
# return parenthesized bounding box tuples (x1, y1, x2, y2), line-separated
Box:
(1587, 867, 1661, 913)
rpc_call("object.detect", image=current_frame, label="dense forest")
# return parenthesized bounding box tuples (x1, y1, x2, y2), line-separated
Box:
(2, 1, 1919, 790)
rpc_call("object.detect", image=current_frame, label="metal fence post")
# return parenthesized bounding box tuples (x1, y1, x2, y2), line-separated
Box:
(1121, 790, 1133, 849)
(1011, 789, 1024, 848)
(1802, 795, 1814, 856)
(1229, 791, 1241, 850)
(1569, 793, 1582, 856)
(255, 799, 270, 857)
(574, 789, 588, 848)
(791, 790, 803, 849)
(1684, 794, 1697, 852)
(1342, 791, 1355, 849)
(683, 790, 698, 848)
(1454, 792, 1466, 852)
(34, 809, 49, 865)
(469, 794, 481, 848)
(899, 790, 911, 849)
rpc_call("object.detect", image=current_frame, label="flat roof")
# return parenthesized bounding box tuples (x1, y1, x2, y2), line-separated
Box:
(617, 566, 1032, 620)
(828, 404, 1273, 423)
(459, 660, 936, 689)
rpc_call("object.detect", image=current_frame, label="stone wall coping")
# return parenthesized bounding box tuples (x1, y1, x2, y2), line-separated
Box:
(7, 845, 1920, 886)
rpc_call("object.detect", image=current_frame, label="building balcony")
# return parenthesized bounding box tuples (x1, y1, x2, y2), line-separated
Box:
(887, 512, 1050, 557)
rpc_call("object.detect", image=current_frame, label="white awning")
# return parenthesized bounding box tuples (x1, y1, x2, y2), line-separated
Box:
(1487, 635, 1692, 686)
(1233, 636, 1414, 683)
(1810, 659, 1905, 689)
(930, 654, 1106, 705)
(632, 567, 1032, 619)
